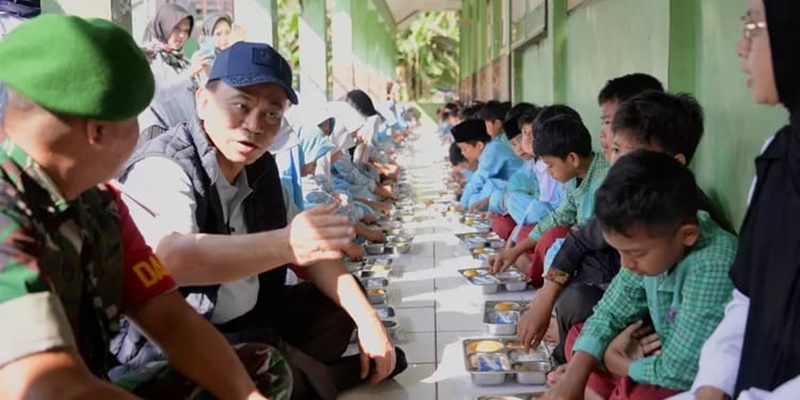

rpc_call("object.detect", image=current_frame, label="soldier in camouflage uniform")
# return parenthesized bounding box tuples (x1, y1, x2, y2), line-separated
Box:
(0, 15, 291, 400)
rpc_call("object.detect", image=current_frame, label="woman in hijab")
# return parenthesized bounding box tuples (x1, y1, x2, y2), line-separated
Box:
(138, 4, 209, 142)
(202, 13, 233, 53)
(677, 0, 800, 399)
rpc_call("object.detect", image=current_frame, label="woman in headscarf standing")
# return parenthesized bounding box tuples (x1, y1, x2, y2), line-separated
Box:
(202, 13, 233, 53)
(138, 4, 209, 142)
(678, 1, 800, 399)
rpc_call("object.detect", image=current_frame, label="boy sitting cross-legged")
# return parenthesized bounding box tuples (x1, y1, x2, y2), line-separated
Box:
(543, 150, 737, 400)
(518, 92, 729, 365)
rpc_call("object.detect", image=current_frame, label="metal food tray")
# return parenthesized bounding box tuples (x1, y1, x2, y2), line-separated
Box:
(483, 301, 530, 335)
(458, 268, 530, 293)
(469, 247, 500, 261)
(476, 393, 545, 400)
(462, 338, 553, 386)
(387, 242, 413, 255)
(361, 276, 389, 305)
(351, 305, 401, 343)
(365, 257, 393, 267)
(454, 232, 503, 248)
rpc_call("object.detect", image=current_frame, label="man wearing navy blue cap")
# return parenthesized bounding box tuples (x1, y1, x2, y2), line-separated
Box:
(115, 42, 406, 400)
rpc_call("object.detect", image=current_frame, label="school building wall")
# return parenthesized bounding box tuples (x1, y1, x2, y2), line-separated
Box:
(461, 0, 788, 228)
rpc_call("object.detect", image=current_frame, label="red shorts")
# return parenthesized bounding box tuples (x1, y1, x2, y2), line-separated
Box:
(491, 214, 517, 241)
(565, 324, 680, 400)
(524, 226, 571, 288)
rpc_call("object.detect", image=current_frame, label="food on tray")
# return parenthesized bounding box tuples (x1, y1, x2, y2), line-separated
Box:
(472, 248, 486, 254)
(364, 279, 386, 289)
(462, 269, 479, 278)
(371, 265, 390, 272)
(493, 302, 516, 311)
(471, 275, 499, 285)
(493, 311, 520, 325)
(368, 288, 386, 296)
(504, 341, 526, 350)
(467, 340, 504, 353)
(476, 354, 505, 372)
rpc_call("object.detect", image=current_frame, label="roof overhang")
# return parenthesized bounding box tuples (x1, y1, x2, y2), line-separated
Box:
(383, 0, 461, 31)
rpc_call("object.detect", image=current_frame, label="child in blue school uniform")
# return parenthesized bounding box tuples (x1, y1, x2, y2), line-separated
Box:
(489, 104, 564, 241)
(453, 118, 523, 210)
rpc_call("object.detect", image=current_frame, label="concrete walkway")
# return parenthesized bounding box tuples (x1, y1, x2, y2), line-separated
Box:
(339, 114, 545, 400)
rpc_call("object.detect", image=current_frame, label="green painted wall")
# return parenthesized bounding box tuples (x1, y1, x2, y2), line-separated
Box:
(564, 0, 670, 136)
(518, 41, 554, 105)
(691, 0, 786, 226)
(348, 0, 395, 81)
(466, 0, 788, 227)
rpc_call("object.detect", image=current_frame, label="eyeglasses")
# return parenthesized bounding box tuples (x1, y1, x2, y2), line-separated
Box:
(741, 16, 768, 40)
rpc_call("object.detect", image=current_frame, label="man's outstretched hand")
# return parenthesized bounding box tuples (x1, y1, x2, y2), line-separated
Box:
(288, 205, 355, 266)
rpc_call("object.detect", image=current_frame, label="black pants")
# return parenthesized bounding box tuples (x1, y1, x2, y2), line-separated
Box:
(217, 282, 407, 400)
(552, 282, 606, 364)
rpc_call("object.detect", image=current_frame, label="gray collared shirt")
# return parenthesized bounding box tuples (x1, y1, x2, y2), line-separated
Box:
(120, 156, 260, 324)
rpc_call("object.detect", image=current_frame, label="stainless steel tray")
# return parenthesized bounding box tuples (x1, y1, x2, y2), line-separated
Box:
(462, 338, 553, 386)
(458, 268, 531, 293)
(476, 393, 545, 400)
(483, 301, 530, 336)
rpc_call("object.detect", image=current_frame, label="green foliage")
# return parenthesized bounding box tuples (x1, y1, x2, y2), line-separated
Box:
(397, 11, 460, 100)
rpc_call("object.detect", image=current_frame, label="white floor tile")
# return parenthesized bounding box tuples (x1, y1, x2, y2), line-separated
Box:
(392, 279, 436, 309)
(337, 363, 437, 400)
(400, 332, 436, 364)
(434, 330, 485, 363)
(396, 307, 436, 333)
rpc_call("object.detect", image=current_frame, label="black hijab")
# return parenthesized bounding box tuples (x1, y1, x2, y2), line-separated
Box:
(143, 4, 194, 48)
(730, 0, 800, 395)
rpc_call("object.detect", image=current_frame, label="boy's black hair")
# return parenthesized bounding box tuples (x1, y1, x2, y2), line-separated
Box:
(449, 142, 466, 166)
(597, 73, 665, 106)
(612, 91, 704, 164)
(518, 111, 539, 130)
(534, 114, 593, 159)
(478, 100, 512, 122)
(443, 102, 460, 115)
(459, 104, 483, 121)
(504, 102, 539, 140)
(595, 149, 699, 236)
(532, 104, 583, 133)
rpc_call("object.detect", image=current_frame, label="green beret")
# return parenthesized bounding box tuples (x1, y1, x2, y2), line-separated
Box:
(0, 15, 155, 121)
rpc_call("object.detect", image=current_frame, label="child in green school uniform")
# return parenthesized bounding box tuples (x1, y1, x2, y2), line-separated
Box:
(490, 114, 610, 284)
(544, 150, 737, 400)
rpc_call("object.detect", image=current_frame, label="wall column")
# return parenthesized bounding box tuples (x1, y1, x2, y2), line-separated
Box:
(300, 0, 330, 102)
(235, 0, 278, 48)
(43, 0, 132, 33)
(331, 0, 354, 99)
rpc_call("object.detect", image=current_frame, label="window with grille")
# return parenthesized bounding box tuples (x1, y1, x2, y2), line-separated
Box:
(510, 0, 546, 50)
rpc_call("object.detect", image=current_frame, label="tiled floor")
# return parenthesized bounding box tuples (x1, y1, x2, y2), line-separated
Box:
(337, 121, 546, 399)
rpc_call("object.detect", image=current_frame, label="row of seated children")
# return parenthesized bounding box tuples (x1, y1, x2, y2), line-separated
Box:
(443, 78, 736, 399)
(441, 88, 738, 400)
(451, 1, 800, 398)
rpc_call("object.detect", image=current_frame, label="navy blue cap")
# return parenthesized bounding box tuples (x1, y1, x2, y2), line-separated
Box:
(208, 41, 298, 104)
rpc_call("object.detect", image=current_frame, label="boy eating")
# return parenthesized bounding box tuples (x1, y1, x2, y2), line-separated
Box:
(544, 150, 737, 400)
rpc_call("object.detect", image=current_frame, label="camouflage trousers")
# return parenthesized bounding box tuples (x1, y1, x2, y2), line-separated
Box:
(114, 343, 292, 400)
